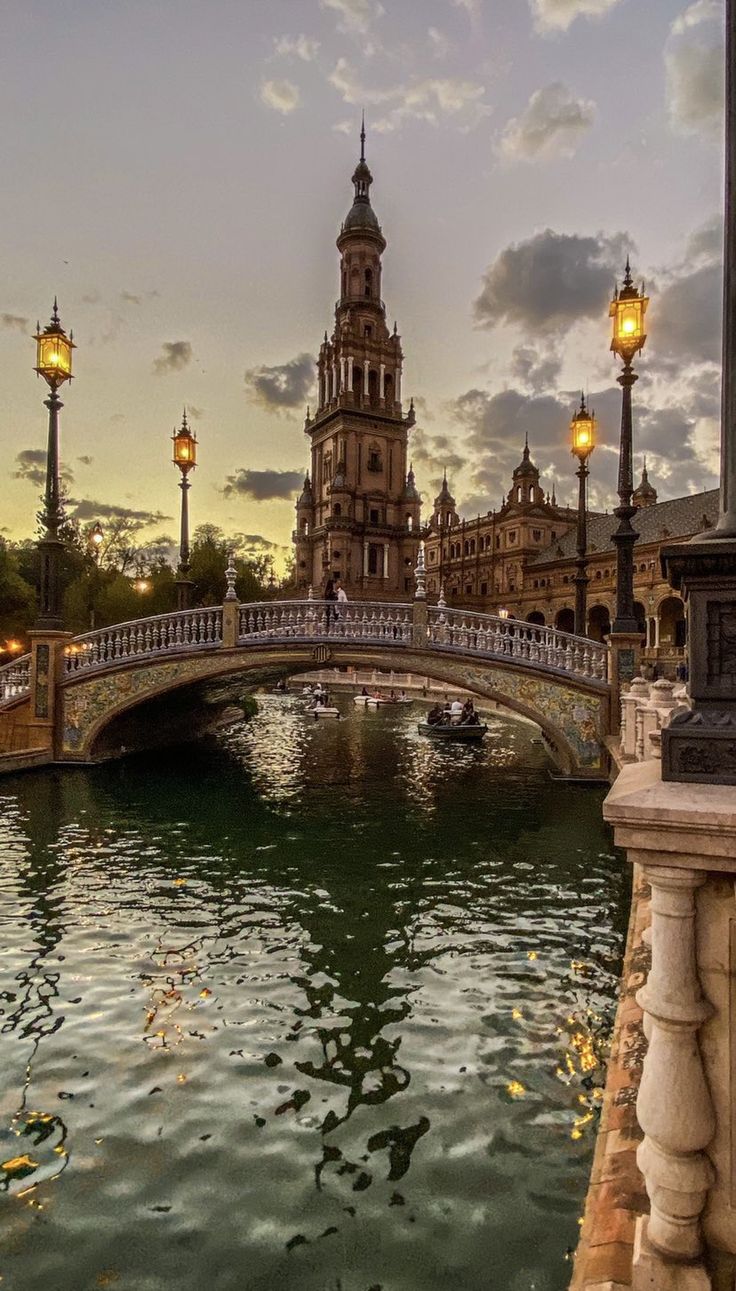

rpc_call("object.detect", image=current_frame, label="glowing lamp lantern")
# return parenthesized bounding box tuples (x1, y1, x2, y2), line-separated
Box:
(172, 414, 197, 474)
(89, 522, 104, 552)
(498, 607, 510, 620)
(571, 396, 596, 461)
(133, 575, 151, 595)
(34, 300, 75, 388)
(609, 261, 648, 364)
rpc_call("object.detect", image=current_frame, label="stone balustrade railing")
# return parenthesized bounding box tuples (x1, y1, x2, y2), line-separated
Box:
(427, 606, 608, 680)
(63, 608, 223, 676)
(0, 598, 609, 690)
(238, 599, 413, 645)
(0, 655, 31, 705)
(619, 675, 689, 764)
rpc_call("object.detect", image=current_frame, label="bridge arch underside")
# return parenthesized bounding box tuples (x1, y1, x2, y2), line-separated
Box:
(61, 644, 610, 778)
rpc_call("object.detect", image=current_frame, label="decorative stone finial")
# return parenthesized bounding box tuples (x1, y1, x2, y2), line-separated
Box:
(224, 550, 238, 602)
(414, 541, 426, 600)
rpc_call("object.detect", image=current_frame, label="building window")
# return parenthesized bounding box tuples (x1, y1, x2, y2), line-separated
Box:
(368, 544, 381, 575)
(369, 508, 379, 525)
(532, 529, 542, 542)
(364, 325, 373, 338)
(465, 584, 472, 595)
(563, 575, 569, 585)
(508, 531, 517, 544)
(368, 448, 382, 472)
(428, 548, 436, 563)
(480, 581, 488, 596)
(333, 503, 342, 517)
(495, 535, 500, 549)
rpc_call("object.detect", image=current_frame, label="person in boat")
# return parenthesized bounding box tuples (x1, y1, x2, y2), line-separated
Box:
(450, 699, 464, 723)
(427, 705, 444, 726)
(389, 689, 397, 702)
(360, 686, 369, 697)
(398, 689, 407, 701)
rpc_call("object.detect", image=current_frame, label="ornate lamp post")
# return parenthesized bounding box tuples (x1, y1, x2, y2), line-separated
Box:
(571, 393, 596, 637)
(33, 300, 75, 629)
(171, 410, 197, 610)
(661, 0, 736, 783)
(609, 262, 648, 636)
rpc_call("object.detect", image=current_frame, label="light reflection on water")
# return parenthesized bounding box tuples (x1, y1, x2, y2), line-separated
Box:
(0, 694, 627, 1291)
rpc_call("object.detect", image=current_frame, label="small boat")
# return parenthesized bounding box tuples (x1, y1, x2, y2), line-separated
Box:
(353, 694, 373, 706)
(366, 695, 413, 708)
(418, 721, 488, 742)
(313, 705, 340, 719)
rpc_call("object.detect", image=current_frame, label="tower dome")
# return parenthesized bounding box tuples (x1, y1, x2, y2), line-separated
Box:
(633, 459, 658, 508)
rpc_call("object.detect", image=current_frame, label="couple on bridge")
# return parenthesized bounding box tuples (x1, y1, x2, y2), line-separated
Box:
(323, 577, 348, 628)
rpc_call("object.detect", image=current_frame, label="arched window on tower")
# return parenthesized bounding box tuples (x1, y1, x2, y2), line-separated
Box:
(350, 266, 360, 296)
(365, 267, 373, 299)
(353, 366, 363, 401)
(333, 503, 342, 517)
(368, 369, 379, 406)
(384, 372, 393, 405)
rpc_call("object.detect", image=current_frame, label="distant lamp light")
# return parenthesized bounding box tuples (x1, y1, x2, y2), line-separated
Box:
(571, 393, 596, 461)
(610, 260, 648, 364)
(133, 575, 151, 595)
(4, 640, 22, 655)
(34, 299, 75, 389)
(89, 521, 104, 552)
(498, 607, 510, 620)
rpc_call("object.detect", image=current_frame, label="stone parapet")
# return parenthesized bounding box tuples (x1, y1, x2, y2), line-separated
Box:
(603, 762, 736, 1289)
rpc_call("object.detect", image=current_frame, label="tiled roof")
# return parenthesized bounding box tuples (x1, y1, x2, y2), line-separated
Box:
(529, 489, 720, 567)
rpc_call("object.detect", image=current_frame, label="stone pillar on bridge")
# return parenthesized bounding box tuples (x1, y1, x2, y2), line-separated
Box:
(412, 542, 429, 647)
(27, 629, 72, 755)
(222, 551, 239, 648)
(607, 631, 644, 736)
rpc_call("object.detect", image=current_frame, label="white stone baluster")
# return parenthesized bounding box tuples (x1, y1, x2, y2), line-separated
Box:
(634, 866, 714, 1276)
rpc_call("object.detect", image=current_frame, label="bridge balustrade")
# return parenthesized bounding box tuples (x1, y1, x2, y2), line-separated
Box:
(427, 606, 608, 681)
(63, 608, 223, 676)
(0, 656, 31, 703)
(238, 600, 413, 644)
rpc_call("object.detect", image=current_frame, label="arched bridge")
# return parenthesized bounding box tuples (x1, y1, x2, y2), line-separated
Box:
(0, 598, 611, 777)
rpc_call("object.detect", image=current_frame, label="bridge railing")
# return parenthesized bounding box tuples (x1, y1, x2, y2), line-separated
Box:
(0, 655, 31, 705)
(427, 606, 608, 681)
(238, 600, 413, 644)
(63, 608, 223, 676)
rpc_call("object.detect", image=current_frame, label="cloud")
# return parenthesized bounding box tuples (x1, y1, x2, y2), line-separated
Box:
(232, 532, 286, 554)
(68, 499, 171, 525)
(428, 27, 452, 58)
(329, 58, 490, 133)
(509, 343, 563, 392)
(274, 34, 320, 61)
(474, 228, 629, 336)
(77, 455, 94, 466)
(14, 448, 74, 489)
(1, 312, 28, 331)
(223, 469, 305, 502)
(260, 79, 301, 115)
(646, 215, 722, 368)
(410, 428, 466, 483)
(499, 83, 596, 160)
(530, 0, 622, 34)
(665, 0, 724, 139)
(152, 341, 193, 375)
(245, 352, 316, 412)
(321, 0, 384, 35)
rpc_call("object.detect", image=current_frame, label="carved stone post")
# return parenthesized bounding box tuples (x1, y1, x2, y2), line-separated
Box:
(222, 551, 238, 648)
(634, 866, 714, 1282)
(27, 629, 72, 755)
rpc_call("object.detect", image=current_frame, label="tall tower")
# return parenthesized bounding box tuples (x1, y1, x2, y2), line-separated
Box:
(293, 123, 420, 599)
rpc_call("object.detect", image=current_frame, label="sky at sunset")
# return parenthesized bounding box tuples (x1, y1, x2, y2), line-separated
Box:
(1, 0, 726, 569)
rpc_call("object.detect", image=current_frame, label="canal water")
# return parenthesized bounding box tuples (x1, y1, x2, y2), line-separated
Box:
(0, 693, 628, 1291)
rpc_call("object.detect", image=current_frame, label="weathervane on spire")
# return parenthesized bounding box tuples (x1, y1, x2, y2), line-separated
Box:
(360, 110, 366, 161)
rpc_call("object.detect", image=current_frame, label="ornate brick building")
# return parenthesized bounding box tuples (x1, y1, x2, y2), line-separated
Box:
(423, 447, 719, 672)
(293, 125, 420, 598)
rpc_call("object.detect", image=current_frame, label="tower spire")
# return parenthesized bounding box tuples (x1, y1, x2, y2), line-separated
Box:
(360, 110, 365, 162)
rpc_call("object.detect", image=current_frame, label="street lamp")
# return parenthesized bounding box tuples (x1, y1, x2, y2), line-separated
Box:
(33, 299, 75, 629)
(86, 521, 104, 629)
(609, 260, 648, 636)
(171, 409, 197, 610)
(571, 393, 596, 637)
(133, 572, 151, 595)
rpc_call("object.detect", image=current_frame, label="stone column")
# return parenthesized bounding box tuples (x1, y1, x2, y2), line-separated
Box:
(333, 361, 338, 399)
(363, 542, 369, 577)
(347, 358, 353, 392)
(382, 543, 389, 579)
(363, 359, 370, 405)
(379, 363, 385, 403)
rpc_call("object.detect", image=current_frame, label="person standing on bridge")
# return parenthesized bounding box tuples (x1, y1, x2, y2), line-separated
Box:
(334, 578, 348, 621)
(323, 578, 337, 631)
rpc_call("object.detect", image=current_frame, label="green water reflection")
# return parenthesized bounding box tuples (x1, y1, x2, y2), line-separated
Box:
(0, 695, 627, 1291)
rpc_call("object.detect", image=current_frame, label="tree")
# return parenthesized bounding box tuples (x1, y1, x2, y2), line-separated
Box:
(0, 540, 36, 642)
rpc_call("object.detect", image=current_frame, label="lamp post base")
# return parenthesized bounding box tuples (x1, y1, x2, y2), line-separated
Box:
(661, 537, 736, 785)
(175, 578, 194, 612)
(607, 630, 646, 735)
